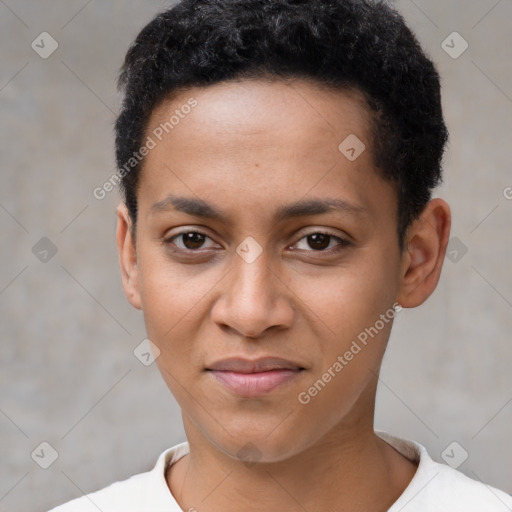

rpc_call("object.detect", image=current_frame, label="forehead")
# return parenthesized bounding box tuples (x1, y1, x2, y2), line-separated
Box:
(148, 78, 373, 152)
(137, 78, 395, 227)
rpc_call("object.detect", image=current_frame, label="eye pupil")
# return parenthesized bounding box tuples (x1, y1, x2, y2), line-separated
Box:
(308, 233, 330, 250)
(183, 232, 205, 249)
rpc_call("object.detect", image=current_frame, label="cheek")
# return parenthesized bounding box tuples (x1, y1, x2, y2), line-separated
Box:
(292, 272, 395, 439)
(291, 256, 398, 344)
(287, 249, 399, 398)
(136, 248, 229, 393)
(137, 247, 215, 335)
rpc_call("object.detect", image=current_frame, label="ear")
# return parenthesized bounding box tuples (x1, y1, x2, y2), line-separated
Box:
(116, 203, 142, 310)
(397, 198, 451, 308)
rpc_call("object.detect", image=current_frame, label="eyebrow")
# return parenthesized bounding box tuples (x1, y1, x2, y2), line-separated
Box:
(150, 194, 367, 223)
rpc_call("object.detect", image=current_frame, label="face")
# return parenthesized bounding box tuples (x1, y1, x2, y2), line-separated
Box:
(119, 79, 410, 463)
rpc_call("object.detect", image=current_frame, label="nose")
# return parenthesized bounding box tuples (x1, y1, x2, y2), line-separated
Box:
(210, 244, 294, 339)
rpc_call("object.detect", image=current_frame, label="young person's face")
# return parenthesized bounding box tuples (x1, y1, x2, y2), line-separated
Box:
(117, 79, 444, 463)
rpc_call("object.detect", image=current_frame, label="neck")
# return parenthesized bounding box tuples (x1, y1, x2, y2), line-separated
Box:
(167, 392, 417, 512)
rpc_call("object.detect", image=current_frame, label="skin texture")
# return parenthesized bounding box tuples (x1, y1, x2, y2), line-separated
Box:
(116, 79, 451, 512)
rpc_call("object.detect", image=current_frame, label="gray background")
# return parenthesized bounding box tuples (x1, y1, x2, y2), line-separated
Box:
(1, 1, 511, 510)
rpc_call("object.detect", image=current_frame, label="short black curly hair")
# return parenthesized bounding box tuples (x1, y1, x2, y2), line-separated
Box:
(114, 0, 448, 248)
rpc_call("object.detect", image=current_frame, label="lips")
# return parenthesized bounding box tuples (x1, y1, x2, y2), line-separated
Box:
(206, 357, 305, 397)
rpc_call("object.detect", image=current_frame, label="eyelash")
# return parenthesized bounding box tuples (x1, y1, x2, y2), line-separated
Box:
(164, 229, 351, 256)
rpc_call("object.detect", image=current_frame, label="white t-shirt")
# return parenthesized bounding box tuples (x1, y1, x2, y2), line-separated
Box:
(48, 430, 512, 511)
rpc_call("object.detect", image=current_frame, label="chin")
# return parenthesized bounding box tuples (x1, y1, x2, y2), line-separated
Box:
(202, 421, 314, 466)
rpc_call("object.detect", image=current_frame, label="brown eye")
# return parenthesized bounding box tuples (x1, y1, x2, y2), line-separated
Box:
(294, 232, 349, 252)
(180, 232, 206, 250)
(306, 233, 331, 250)
(166, 231, 218, 251)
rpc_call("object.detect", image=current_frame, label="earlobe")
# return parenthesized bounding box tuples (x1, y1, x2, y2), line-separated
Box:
(116, 203, 142, 310)
(397, 198, 451, 308)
